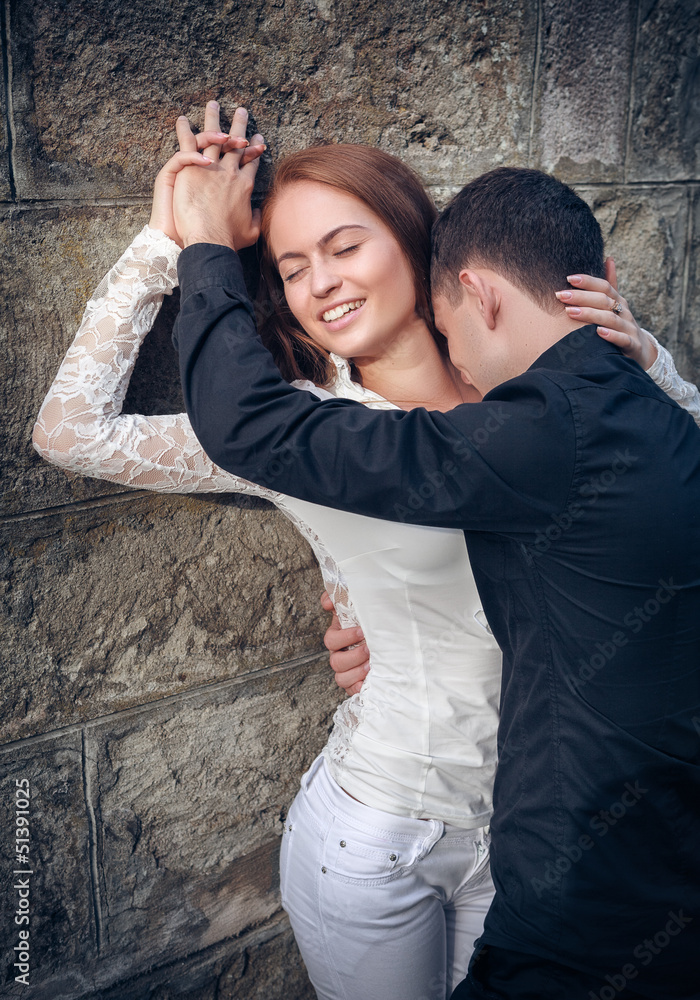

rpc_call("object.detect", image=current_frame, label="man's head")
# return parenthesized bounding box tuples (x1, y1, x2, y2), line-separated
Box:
(430, 167, 606, 393)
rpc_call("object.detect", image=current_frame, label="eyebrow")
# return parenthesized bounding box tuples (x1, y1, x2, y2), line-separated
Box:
(276, 225, 370, 267)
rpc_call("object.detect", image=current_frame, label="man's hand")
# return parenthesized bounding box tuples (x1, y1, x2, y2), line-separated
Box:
(321, 591, 370, 696)
(172, 102, 263, 251)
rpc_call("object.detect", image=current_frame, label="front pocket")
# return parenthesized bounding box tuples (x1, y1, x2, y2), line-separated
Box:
(325, 829, 406, 881)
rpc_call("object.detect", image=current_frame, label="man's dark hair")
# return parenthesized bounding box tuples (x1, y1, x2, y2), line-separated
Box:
(431, 167, 605, 312)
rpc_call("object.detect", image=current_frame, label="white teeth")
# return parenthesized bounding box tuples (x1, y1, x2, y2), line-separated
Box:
(322, 299, 365, 323)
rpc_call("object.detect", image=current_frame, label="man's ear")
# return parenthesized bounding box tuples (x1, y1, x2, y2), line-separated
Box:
(458, 269, 499, 330)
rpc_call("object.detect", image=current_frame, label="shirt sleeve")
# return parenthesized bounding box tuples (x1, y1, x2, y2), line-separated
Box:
(173, 243, 576, 531)
(643, 331, 700, 428)
(32, 226, 281, 501)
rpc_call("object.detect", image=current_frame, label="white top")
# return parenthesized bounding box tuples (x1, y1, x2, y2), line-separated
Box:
(33, 226, 700, 828)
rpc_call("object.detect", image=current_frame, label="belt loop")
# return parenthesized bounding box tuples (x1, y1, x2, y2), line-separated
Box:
(300, 753, 325, 792)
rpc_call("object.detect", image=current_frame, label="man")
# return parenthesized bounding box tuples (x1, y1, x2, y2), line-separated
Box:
(170, 112, 700, 999)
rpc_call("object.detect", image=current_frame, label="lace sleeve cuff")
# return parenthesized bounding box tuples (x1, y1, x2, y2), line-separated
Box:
(644, 331, 700, 428)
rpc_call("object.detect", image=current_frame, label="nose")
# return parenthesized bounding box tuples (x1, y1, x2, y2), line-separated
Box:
(309, 259, 341, 300)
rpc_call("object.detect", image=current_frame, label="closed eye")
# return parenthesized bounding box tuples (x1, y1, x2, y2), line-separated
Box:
(334, 244, 360, 257)
(283, 266, 307, 283)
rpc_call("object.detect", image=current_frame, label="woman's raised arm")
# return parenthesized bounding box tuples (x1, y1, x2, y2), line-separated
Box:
(32, 223, 275, 496)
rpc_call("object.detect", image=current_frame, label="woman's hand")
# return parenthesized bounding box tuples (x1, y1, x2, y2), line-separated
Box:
(172, 103, 264, 250)
(149, 102, 265, 247)
(321, 591, 370, 696)
(554, 258, 658, 371)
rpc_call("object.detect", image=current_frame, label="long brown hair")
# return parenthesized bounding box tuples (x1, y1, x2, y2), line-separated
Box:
(256, 144, 439, 385)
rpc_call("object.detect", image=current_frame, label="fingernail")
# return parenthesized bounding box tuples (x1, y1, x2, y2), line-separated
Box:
(208, 100, 219, 110)
(598, 328, 612, 337)
(252, 134, 264, 143)
(353, 627, 364, 640)
(201, 156, 213, 163)
(215, 132, 229, 138)
(555, 290, 572, 301)
(567, 275, 583, 284)
(566, 306, 582, 316)
(177, 115, 189, 122)
(236, 107, 248, 120)
(362, 662, 370, 673)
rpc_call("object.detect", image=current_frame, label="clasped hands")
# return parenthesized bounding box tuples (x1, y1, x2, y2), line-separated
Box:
(150, 101, 265, 251)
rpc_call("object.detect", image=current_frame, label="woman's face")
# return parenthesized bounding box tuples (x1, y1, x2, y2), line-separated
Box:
(267, 181, 423, 362)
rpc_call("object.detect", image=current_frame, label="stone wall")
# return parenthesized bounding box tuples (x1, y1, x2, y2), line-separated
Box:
(1, 1, 698, 997)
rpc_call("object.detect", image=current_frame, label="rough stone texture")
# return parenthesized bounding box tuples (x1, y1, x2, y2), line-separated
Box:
(577, 184, 691, 360)
(626, 0, 700, 182)
(532, 0, 637, 182)
(9, 0, 537, 200)
(0, 733, 95, 992)
(4, 661, 335, 998)
(1, 495, 329, 741)
(88, 919, 314, 1000)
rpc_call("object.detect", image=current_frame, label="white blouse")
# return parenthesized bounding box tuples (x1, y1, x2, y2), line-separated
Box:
(33, 226, 700, 827)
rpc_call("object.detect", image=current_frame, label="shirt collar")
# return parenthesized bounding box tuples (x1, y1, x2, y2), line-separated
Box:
(530, 324, 623, 374)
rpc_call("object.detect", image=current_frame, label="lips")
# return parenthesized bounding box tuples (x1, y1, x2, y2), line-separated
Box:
(321, 299, 366, 323)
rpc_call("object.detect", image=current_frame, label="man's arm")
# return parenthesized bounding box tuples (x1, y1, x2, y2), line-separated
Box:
(173, 243, 576, 532)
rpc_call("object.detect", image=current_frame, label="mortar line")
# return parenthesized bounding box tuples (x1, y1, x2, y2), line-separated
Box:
(0, 650, 329, 752)
(0, 491, 150, 525)
(0, 195, 151, 211)
(82, 728, 104, 953)
(527, 0, 543, 167)
(623, 0, 641, 185)
(679, 186, 694, 341)
(1, 0, 17, 201)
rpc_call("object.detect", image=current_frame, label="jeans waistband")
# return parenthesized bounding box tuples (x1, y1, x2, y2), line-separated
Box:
(300, 753, 446, 846)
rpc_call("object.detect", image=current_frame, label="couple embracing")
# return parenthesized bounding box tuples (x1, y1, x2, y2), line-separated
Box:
(35, 101, 700, 1000)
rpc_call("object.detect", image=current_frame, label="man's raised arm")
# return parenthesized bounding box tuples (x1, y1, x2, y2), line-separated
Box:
(172, 240, 574, 531)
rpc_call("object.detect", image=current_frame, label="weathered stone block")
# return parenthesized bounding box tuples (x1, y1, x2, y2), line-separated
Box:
(9, 0, 536, 200)
(0, 495, 323, 739)
(626, 0, 700, 182)
(82, 661, 334, 989)
(0, 494, 329, 740)
(531, 0, 636, 182)
(576, 184, 691, 370)
(0, 732, 96, 996)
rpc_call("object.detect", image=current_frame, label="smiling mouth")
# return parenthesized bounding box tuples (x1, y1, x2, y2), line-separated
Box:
(322, 299, 366, 323)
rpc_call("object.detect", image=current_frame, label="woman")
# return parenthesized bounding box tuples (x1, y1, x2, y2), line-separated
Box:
(33, 105, 700, 1000)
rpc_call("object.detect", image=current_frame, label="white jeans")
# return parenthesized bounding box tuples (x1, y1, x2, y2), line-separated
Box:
(280, 754, 495, 1000)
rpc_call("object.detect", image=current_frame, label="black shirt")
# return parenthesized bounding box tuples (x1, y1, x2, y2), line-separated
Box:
(174, 244, 700, 998)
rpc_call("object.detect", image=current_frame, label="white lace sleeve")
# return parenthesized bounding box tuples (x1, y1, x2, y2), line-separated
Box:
(32, 225, 279, 499)
(644, 331, 700, 429)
